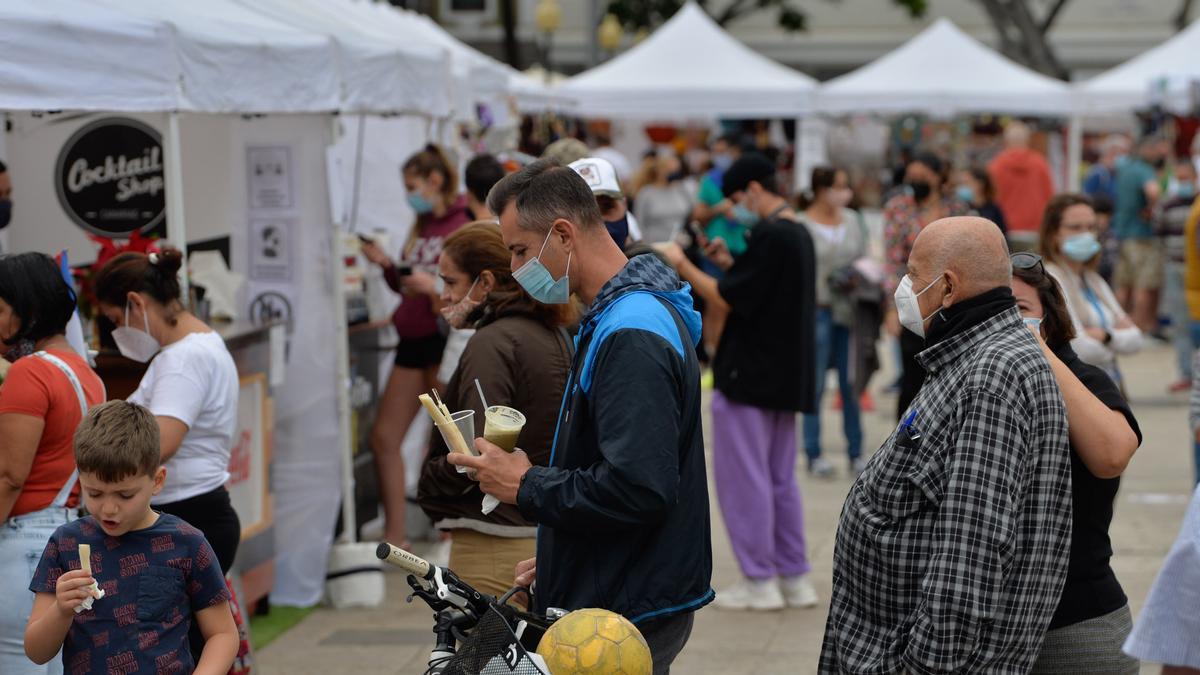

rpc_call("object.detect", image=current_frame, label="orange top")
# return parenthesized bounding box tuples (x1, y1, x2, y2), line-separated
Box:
(988, 148, 1055, 234)
(0, 349, 104, 517)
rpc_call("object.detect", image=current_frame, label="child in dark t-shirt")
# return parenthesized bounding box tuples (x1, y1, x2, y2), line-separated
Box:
(25, 401, 237, 674)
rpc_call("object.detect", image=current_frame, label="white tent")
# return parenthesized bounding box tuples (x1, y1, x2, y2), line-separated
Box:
(0, 0, 458, 607)
(817, 18, 1073, 117)
(0, 0, 179, 112)
(1076, 19, 1200, 114)
(332, 0, 510, 120)
(232, 0, 453, 117)
(557, 2, 817, 119)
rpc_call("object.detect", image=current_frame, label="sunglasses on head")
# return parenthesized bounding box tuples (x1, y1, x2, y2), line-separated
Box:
(1011, 252, 1045, 277)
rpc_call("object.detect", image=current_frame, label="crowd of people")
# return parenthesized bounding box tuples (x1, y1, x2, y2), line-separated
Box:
(2, 118, 1200, 675)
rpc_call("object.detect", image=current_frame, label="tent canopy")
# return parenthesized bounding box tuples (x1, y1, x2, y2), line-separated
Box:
(817, 18, 1073, 117)
(0, 0, 451, 116)
(1076, 19, 1200, 114)
(232, 0, 452, 117)
(557, 2, 816, 119)
(0, 0, 180, 112)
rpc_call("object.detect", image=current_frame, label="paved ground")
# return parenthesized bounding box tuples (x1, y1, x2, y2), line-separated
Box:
(256, 341, 1194, 674)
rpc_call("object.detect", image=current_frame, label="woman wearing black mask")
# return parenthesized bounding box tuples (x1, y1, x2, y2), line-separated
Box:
(882, 152, 971, 419)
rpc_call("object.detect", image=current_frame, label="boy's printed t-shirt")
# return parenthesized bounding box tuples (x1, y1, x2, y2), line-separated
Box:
(29, 514, 230, 675)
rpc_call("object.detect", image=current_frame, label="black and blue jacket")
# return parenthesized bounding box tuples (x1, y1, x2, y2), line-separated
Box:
(516, 254, 715, 624)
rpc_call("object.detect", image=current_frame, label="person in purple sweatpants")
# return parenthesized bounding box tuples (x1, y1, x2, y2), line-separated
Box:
(666, 153, 818, 611)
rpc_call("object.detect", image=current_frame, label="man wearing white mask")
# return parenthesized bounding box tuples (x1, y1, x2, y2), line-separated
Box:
(820, 217, 1072, 673)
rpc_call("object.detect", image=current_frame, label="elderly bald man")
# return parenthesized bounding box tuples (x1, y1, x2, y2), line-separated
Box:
(820, 217, 1073, 674)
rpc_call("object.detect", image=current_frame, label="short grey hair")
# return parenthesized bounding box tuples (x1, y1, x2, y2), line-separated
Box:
(486, 159, 603, 233)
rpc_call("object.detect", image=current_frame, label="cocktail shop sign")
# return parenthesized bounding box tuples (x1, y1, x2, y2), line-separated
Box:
(55, 118, 165, 236)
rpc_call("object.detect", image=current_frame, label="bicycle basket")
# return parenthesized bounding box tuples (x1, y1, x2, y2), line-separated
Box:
(441, 606, 546, 675)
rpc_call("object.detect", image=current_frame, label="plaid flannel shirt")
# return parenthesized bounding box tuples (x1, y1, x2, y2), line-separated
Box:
(820, 307, 1072, 674)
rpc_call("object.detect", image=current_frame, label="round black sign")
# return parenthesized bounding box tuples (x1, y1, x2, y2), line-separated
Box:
(54, 118, 165, 237)
(248, 291, 293, 330)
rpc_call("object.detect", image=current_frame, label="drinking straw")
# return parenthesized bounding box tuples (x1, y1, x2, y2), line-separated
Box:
(474, 379, 489, 410)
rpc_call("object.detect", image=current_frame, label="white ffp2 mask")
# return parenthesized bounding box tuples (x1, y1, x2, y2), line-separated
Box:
(111, 302, 161, 363)
(893, 274, 943, 338)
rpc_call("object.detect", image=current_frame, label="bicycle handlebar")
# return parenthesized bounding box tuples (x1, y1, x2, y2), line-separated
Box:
(375, 541, 432, 579)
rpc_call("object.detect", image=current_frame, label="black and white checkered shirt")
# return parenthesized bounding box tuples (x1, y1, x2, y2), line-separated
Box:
(820, 307, 1072, 674)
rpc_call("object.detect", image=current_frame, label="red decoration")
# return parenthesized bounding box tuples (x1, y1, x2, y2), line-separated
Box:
(73, 231, 160, 318)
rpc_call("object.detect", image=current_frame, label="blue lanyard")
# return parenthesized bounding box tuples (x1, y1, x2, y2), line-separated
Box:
(1081, 280, 1110, 331)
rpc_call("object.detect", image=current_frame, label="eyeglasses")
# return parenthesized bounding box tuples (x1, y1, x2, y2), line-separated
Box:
(1011, 252, 1045, 277)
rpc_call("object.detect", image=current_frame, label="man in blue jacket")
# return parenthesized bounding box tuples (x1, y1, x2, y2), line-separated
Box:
(450, 159, 713, 673)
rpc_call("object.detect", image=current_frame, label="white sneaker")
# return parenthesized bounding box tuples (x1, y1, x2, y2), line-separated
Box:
(808, 456, 836, 479)
(714, 578, 785, 611)
(851, 456, 869, 477)
(780, 575, 819, 609)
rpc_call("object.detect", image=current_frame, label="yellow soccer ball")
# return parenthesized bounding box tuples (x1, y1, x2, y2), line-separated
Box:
(536, 608, 652, 675)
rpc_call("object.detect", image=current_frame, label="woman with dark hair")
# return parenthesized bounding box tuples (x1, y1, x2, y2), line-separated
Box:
(93, 248, 240, 662)
(1039, 193, 1143, 384)
(0, 253, 104, 674)
(800, 166, 867, 478)
(360, 142, 471, 546)
(417, 222, 573, 597)
(883, 152, 971, 418)
(1010, 252, 1141, 674)
(956, 167, 1008, 234)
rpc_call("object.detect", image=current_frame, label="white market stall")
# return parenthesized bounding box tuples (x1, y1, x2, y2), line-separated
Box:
(1075, 18, 1200, 116)
(557, 2, 817, 119)
(0, 0, 455, 608)
(816, 18, 1078, 188)
(817, 18, 1072, 117)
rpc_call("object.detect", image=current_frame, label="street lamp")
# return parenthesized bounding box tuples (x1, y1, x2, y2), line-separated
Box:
(597, 13, 622, 56)
(535, 0, 562, 84)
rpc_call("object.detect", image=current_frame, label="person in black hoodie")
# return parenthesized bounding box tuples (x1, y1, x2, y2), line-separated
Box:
(665, 154, 820, 612)
(450, 159, 713, 674)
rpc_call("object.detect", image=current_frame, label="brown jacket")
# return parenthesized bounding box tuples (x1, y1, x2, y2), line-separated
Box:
(417, 308, 572, 536)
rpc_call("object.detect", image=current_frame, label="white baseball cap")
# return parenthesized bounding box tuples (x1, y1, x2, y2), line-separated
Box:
(569, 157, 623, 199)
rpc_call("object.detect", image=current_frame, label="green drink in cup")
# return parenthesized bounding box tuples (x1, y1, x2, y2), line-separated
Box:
(483, 406, 526, 452)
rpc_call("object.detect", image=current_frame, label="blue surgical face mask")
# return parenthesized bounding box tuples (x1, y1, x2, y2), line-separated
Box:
(1178, 183, 1196, 199)
(407, 192, 433, 215)
(732, 203, 759, 227)
(712, 154, 733, 172)
(1023, 317, 1043, 330)
(955, 185, 976, 204)
(1061, 232, 1102, 263)
(512, 228, 572, 305)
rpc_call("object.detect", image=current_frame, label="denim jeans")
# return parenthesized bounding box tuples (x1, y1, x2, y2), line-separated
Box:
(1194, 440, 1200, 487)
(802, 308, 863, 462)
(0, 506, 75, 675)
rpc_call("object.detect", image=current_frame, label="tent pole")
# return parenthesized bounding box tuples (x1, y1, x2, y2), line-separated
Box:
(794, 116, 806, 196)
(330, 114, 357, 546)
(164, 111, 190, 303)
(1067, 114, 1083, 192)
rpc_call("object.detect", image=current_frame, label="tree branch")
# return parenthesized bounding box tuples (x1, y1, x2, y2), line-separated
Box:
(1038, 0, 1070, 35)
(1175, 0, 1195, 31)
(715, 0, 754, 25)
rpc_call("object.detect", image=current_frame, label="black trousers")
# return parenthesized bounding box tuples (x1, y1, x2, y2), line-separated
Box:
(157, 486, 241, 662)
(640, 611, 695, 675)
(897, 328, 927, 422)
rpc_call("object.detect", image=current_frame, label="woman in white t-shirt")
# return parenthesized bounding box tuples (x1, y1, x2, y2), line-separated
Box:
(94, 249, 240, 578)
